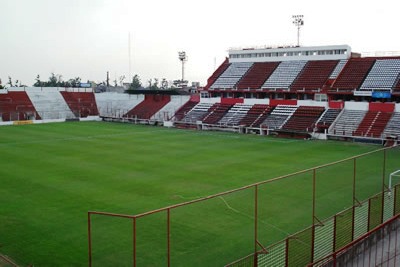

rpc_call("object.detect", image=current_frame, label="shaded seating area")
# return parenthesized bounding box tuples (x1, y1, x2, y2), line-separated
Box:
(124, 95, 170, 120)
(151, 95, 191, 121)
(204, 58, 230, 89)
(0, 91, 40, 121)
(202, 103, 233, 124)
(261, 105, 297, 130)
(262, 60, 307, 90)
(290, 60, 338, 91)
(173, 100, 198, 121)
(210, 62, 253, 89)
(329, 59, 348, 79)
(281, 106, 325, 132)
(26, 89, 75, 120)
(329, 110, 367, 136)
(239, 104, 271, 127)
(236, 62, 280, 89)
(315, 108, 342, 132)
(353, 111, 393, 138)
(383, 112, 400, 138)
(95, 93, 144, 117)
(394, 78, 400, 93)
(218, 104, 253, 126)
(60, 92, 99, 117)
(359, 59, 400, 91)
(331, 58, 376, 91)
(181, 102, 214, 123)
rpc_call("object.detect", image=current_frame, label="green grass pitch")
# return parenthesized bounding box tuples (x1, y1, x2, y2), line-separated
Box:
(0, 122, 398, 266)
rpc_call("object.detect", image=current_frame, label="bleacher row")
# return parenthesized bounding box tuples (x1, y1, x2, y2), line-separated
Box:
(206, 57, 400, 92)
(179, 101, 400, 139)
(0, 90, 191, 122)
(1, 89, 400, 139)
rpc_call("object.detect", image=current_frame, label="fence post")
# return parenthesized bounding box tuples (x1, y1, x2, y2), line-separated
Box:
(254, 185, 258, 267)
(167, 208, 171, 267)
(88, 212, 92, 267)
(133, 217, 136, 267)
(311, 169, 316, 263)
(352, 158, 357, 240)
(381, 149, 387, 223)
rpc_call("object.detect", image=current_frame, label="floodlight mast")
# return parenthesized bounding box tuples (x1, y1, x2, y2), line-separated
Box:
(292, 15, 304, 47)
(178, 51, 187, 82)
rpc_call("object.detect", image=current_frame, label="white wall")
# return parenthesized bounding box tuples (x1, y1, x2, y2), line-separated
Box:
(297, 100, 328, 108)
(243, 99, 269, 105)
(344, 101, 369, 111)
(200, 97, 221, 103)
(396, 103, 400, 112)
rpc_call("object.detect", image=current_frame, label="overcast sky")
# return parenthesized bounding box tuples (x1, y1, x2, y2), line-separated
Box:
(1, 0, 399, 87)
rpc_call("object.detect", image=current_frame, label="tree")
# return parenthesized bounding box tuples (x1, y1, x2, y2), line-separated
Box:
(152, 78, 159, 90)
(34, 75, 42, 87)
(119, 75, 126, 86)
(129, 74, 142, 90)
(0, 79, 4, 89)
(67, 77, 81, 87)
(161, 78, 169, 90)
(7, 76, 13, 87)
(48, 73, 59, 87)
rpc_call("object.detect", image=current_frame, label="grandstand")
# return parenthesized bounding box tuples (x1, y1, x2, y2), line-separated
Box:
(2, 43, 400, 142)
(0, 46, 400, 142)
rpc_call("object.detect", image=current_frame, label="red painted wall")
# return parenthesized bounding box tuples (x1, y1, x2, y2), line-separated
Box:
(328, 101, 344, 109)
(221, 98, 244, 104)
(369, 102, 395, 112)
(269, 99, 297, 107)
(190, 95, 200, 102)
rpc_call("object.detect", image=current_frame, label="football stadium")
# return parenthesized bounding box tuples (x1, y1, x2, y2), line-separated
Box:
(1, 43, 400, 266)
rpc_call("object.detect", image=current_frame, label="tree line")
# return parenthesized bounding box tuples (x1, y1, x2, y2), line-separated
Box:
(0, 73, 179, 90)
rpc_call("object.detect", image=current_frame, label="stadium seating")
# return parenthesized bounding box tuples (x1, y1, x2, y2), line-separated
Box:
(124, 94, 170, 120)
(329, 110, 367, 136)
(239, 104, 271, 127)
(359, 59, 400, 91)
(202, 103, 233, 124)
(151, 95, 191, 121)
(60, 92, 99, 117)
(210, 62, 253, 89)
(331, 58, 376, 91)
(281, 106, 325, 132)
(26, 89, 76, 120)
(236, 62, 280, 89)
(181, 102, 214, 123)
(218, 104, 253, 126)
(262, 61, 307, 90)
(95, 92, 144, 117)
(205, 58, 230, 89)
(315, 109, 342, 132)
(353, 111, 392, 138)
(260, 105, 296, 129)
(383, 112, 400, 137)
(290, 60, 339, 91)
(393, 78, 400, 92)
(0, 91, 40, 121)
(329, 59, 348, 79)
(173, 100, 199, 121)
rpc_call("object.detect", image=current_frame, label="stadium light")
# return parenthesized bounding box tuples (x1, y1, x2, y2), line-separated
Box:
(292, 15, 304, 47)
(178, 51, 187, 82)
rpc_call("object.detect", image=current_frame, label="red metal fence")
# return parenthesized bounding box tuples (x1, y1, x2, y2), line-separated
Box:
(88, 145, 400, 266)
(308, 213, 400, 266)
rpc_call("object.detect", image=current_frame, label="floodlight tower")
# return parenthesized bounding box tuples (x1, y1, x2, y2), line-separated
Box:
(292, 15, 304, 47)
(178, 51, 187, 82)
